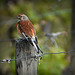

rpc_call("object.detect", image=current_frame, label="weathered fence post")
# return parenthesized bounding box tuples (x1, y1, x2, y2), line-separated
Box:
(15, 38, 37, 75)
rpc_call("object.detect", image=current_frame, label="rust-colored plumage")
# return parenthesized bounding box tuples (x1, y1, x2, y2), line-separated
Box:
(16, 14, 43, 54)
(16, 20, 35, 38)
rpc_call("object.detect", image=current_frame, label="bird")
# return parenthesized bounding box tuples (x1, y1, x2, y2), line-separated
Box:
(16, 14, 43, 54)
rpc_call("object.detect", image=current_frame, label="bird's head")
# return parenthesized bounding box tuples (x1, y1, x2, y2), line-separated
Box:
(17, 14, 29, 21)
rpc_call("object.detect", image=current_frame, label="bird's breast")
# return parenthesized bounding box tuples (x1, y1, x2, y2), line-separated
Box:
(16, 23, 24, 37)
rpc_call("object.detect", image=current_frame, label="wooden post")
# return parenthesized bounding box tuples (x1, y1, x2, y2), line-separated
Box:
(15, 38, 37, 75)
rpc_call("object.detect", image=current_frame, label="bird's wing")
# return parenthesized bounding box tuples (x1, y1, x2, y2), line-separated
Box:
(18, 20, 35, 38)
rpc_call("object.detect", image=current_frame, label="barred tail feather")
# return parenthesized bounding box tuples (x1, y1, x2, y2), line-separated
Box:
(32, 41, 38, 50)
(33, 41, 43, 53)
(22, 34, 43, 54)
(36, 44, 43, 54)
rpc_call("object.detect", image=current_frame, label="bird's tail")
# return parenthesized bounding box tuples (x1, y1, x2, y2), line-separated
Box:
(28, 37, 43, 54)
(36, 44, 43, 54)
(32, 41, 43, 54)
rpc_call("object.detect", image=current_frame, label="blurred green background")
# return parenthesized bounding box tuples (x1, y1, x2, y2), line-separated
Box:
(0, 0, 71, 75)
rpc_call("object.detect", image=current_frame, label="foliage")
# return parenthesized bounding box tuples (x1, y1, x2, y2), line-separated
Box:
(37, 47, 69, 75)
(0, 0, 71, 75)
